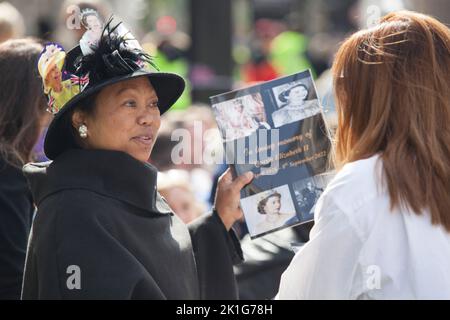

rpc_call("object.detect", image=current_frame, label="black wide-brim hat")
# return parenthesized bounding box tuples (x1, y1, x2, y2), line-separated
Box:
(40, 18, 185, 160)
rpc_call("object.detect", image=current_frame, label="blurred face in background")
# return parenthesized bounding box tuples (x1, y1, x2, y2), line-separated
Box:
(160, 186, 201, 224)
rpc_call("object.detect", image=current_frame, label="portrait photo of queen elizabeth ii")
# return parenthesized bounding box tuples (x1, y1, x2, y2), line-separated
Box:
(271, 77, 322, 128)
(79, 9, 104, 56)
(240, 184, 297, 238)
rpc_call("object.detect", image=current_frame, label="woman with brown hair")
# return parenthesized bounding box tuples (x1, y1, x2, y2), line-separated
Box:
(277, 11, 450, 299)
(0, 39, 49, 299)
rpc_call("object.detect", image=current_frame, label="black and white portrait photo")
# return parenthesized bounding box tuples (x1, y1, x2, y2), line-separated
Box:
(271, 77, 322, 128)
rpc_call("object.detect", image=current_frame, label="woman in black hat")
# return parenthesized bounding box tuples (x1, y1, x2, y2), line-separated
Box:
(21, 14, 253, 300)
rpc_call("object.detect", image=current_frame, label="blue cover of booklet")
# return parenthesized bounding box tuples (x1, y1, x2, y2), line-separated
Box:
(210, 70, 335, 239)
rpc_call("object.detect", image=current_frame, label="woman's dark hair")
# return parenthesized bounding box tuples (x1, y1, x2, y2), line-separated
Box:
(0, 38, 46, 167)
(257, 192, 281, 214)
(278, 83, 309, 103)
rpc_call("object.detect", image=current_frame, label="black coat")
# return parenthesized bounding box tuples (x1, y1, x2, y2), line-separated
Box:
(0, 157, 34, 300)
(234, 223, 313, 300)
(21, 149, 243, 299)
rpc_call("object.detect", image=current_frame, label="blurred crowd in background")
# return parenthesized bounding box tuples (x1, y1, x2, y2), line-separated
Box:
(0, 0, 449, 299)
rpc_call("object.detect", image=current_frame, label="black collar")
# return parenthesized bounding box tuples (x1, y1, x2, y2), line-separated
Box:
(24, 148, 172, 215)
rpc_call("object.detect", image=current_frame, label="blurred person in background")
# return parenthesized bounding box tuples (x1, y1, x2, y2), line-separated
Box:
(241, 44, 279, 84)
(152, 104, 222, 211)
(0, 38, 49, 299)
(154, 104, 220, 170)
(277, 11, 450, 299)
(269, 28, 314, 78)
(148, 118, 179, 172)
(158, 169, 205, 224)
(236, 19, 282, 86)
(0, 2, 25, 43)
(142, 15, 192, 110)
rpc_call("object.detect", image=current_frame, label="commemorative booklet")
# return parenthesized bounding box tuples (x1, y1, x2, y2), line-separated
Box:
(210, 70, 335, 239)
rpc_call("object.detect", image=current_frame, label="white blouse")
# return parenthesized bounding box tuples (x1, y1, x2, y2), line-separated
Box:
(277, 155, 450, 299)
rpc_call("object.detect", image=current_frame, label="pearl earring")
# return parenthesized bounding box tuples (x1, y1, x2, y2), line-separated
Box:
(79, 124, 88, 139)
